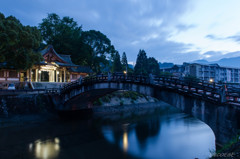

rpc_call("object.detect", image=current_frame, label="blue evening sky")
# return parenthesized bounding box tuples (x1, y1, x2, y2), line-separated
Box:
(1, 0, 240, 64)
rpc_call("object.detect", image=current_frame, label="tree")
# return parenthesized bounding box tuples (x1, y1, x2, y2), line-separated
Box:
(134, 49, 148, 75)
(121, 52, 128, 72)
(39, 13, 82, 53)
(81, 30, 117, 73)
(39, 13, 90, 66)
(0, 12, 42, 70)
(112, 52, 122, 72)
(147, 57, 160, 75)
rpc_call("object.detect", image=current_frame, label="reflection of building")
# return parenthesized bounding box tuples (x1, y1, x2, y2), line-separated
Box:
(0, 45, 92, 84)
(161, 62, 240, 83)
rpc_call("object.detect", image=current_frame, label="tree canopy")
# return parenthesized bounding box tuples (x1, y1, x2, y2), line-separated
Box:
(148, 57, 160, 75)
(81, 30, 117, 73)
(0, 12, 42, 70)
(134, 49, 148, 75)
(39, 14, 116, 73)
(112, 52, 122, 72)
(121, 52, 128, 72)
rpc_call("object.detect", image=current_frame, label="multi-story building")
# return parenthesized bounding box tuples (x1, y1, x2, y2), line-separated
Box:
(161, 62, 240, 83)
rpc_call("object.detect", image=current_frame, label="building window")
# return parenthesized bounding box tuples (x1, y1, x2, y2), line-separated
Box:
(72, 74, 77, 79)
(0, 71, 4, 77)
(9, 71, 18, 78)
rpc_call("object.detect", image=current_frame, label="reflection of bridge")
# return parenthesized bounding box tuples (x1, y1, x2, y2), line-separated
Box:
(53, 75, 240, 146)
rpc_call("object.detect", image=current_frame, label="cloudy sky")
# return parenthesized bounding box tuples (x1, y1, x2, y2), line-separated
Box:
(1, 0, 240, 64)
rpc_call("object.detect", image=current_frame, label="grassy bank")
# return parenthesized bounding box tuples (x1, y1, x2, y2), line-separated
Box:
(93, 90, 158, 106)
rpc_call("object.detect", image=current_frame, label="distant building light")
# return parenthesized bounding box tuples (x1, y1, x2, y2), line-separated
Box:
(209, 78, 214, 83)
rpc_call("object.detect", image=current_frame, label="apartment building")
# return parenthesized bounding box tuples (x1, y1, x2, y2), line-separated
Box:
(162, 63, 240, 83)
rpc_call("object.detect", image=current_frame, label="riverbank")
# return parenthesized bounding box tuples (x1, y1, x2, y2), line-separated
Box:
(93, 90, 158, 107)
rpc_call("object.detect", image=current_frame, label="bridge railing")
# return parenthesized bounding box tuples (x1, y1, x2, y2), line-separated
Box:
(60, 74, 240, 105)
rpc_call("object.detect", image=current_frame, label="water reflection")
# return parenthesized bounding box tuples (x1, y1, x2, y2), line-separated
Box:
(101, 110, 215, 159)
(29, 137, 60, 159)
(123, 131, 128, 152)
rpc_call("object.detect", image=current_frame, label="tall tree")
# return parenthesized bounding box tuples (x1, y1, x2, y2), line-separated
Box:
(134, 49, 148, 75)
(0, 12, 42, 70)
(147, 57, 160, 75)
(121, 52, 128, 72)
(39, 13, 89, 66)
(81, 30, 117, 73)
(112, 52, 122, 72)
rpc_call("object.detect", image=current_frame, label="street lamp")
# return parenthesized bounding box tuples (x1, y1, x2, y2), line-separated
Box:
(209, 78, 214, 83)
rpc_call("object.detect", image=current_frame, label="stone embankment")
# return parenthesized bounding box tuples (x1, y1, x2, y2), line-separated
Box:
(0, 94, 57, 128)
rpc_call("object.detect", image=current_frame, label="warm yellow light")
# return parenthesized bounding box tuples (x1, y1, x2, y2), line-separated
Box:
(54, 138, 60, 144)
(33, 139, 60, 159)
(123, 131, 128, 152)
(38, 70, 41, 73)
(123, 71, 127, 74)
(209, 78, 214, 83)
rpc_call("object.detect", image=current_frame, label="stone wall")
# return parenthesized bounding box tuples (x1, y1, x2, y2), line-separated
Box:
(0, 94, 54, 116)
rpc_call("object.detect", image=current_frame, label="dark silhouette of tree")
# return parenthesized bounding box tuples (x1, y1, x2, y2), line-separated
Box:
(134, 49, 148, 75)
(112, 52, 122, 72)
(148, 57, 160, 75)
(0, 12, 42, 70)
(121, 52, 128, 72)
(81, 30, 117, 73)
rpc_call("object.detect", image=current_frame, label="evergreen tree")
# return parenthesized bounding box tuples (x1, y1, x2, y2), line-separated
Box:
(147, 57, 160, 75)
(112, 52, 122, 72)
(134, 49, 148, 75)
(121, 52, 128, 72)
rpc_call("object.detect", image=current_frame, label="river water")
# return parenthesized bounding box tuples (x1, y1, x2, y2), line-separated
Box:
(0, 102, 215, 159)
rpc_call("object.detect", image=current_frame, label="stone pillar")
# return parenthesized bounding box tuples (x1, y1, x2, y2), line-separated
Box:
(220, 85, 226, 103)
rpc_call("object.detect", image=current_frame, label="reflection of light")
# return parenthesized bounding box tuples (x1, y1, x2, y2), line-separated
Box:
(30, 138, 60, 159)
(54, 144, 60, 151)
(29, 143, 33, 151)
(54, 138, 60, 144)
(123, 131, 128, 152)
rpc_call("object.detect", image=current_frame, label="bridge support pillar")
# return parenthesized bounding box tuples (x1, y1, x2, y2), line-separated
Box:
(220, 85, 226, 103)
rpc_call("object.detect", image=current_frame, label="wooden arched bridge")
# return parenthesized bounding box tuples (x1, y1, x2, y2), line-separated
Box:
(60, 74, 240, 106)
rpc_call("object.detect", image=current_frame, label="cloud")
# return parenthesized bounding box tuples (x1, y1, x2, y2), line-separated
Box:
(0, 0, 195, 63)
(227, 34, 240, 42)
(206, 33, 240, 43)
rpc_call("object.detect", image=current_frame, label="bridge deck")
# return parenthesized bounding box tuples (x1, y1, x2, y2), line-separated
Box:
(60, 75, 240, 105)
